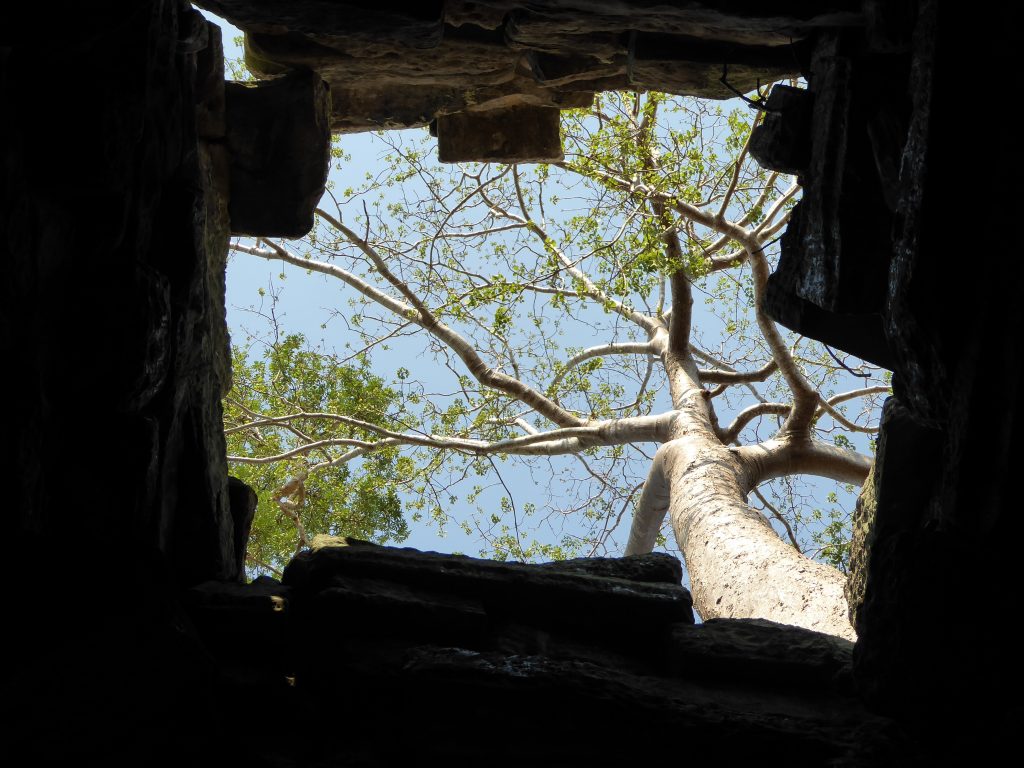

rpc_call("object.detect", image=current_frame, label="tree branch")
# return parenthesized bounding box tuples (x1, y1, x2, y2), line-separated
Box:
(487, 177, 660, 337)
(236, 239, 582, 428)
(738, 232, 818, 435)
(823, 385, 891, 407)
(751, 486, 801, 552)
(707, 248, 746, 272)
(816, 397, 883, 434)
(624, 442, 671, 555)
(735, 438, 872, 491)
(698, 359, 777, 384)
(716, 112, 759, 220)
(549, 341, 659, 394)
(753, 179, 800, 236)
(718, 402, 791, 444)
(737, 170, 781, 227)
(228, 411, 682, 465)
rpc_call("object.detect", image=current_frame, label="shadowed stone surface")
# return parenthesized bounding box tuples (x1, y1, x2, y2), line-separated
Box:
(671, 618, 853, 690)
(227, 476, 259, 583)
(196, 0, 866, 160)
(761, 32, 897, 370)
(753, 2, 1023, 763)
(224, 71, 331, 237)
(437, 104, 563, 162)
(4, 2, 241, 763)
(184, 540, 907, 766)
(750, 83, 813, 176)
(537, 550, 683, 584)
(284, 537, 695, 640)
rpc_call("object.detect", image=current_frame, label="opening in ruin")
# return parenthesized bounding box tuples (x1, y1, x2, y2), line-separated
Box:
(209, 7, 883, 639)
(10, 2, 1018, 765)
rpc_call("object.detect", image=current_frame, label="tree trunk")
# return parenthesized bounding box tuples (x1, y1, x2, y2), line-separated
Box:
(662, 432, 855, 640)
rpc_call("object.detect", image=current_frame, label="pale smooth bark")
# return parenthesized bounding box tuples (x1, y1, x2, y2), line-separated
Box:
(662, 436, 854, 639)
(628, 430, 859, 640)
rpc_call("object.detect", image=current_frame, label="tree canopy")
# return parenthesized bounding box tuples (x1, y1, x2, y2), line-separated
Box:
(224, 89, 886, 636)
(224, 333, 409, 576)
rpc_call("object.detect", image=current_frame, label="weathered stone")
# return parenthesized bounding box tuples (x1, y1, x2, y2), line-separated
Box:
(240, 541, 906, 765)
(356, 646, 890, 766)
(227, 476, 258, 582)
(283, 538, 695, 634)
(196, 24, 234, 401)
(503, 3, 863, 48)
(845, 462, 875, 630)
(326, 83, 470, 133)
(765, 219, 893, 367)
(199, 0, 867, 158)
(630, 32, 798, 99)
(760, 32, 905, 370)
(187, 577, 292, 639)
(630, 58, 775, 100)
(224, 71, 331, 237)
(848, 395, 947, 694)
(5, 2, 238, 761)
(764, 202, 896, 369)
(436, 104, 563, 163)
(315, 576, 491, 648)
(504, 12, 628, 58)
(195, 0, 445, 45)
(882, 1, 946, 425)
(671, 618, 854, 691)
(185, 577, 296, 720)
(526, 50, 626, 87)
(538, 551, 683, 584)
(115, 264, 172, 412)
(750, 83, 814, 176)
(247, 26, 517, 84)
(779, 35, 848, 312)
(447, 0, 508, 30)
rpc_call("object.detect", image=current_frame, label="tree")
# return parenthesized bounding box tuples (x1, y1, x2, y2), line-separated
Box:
(226, 91, 887, 639)
(224, 331, 409, 576)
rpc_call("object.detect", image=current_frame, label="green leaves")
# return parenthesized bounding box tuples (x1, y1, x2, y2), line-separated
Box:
(224, 335, 410, 577)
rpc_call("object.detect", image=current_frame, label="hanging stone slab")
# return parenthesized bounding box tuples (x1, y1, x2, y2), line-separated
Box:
(436, 104, 563, 163)
(630, 32, 798, 99)
(224, 71, 331, 237)
(749, 83, 814, 176)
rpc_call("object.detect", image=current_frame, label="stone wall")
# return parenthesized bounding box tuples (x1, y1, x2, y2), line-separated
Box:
(2, 2, 239, 760)
(750, 1, 1023, 760)
(188, 538, 909, 766)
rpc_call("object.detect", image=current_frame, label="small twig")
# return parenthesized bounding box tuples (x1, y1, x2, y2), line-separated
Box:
(719, 64, 779, 112)
(245, 554, 285, 579)
(487, 456, 524, 561)
(748, 233, 785, 255)
(752, 487, 802, 552)
(824, 346, 872, 378)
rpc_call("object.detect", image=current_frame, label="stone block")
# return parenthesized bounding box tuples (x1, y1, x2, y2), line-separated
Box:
(750, 83, 814, 176)
(436, 105, 563, 163)
(228, 476, 258, 582)
(224, 71, 331, 237)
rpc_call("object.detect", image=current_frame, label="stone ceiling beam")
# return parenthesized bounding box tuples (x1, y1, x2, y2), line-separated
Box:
(196, 1, 865, 161)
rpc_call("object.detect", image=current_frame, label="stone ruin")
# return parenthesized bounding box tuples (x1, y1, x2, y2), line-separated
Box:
(3, 1, 1018, 765)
